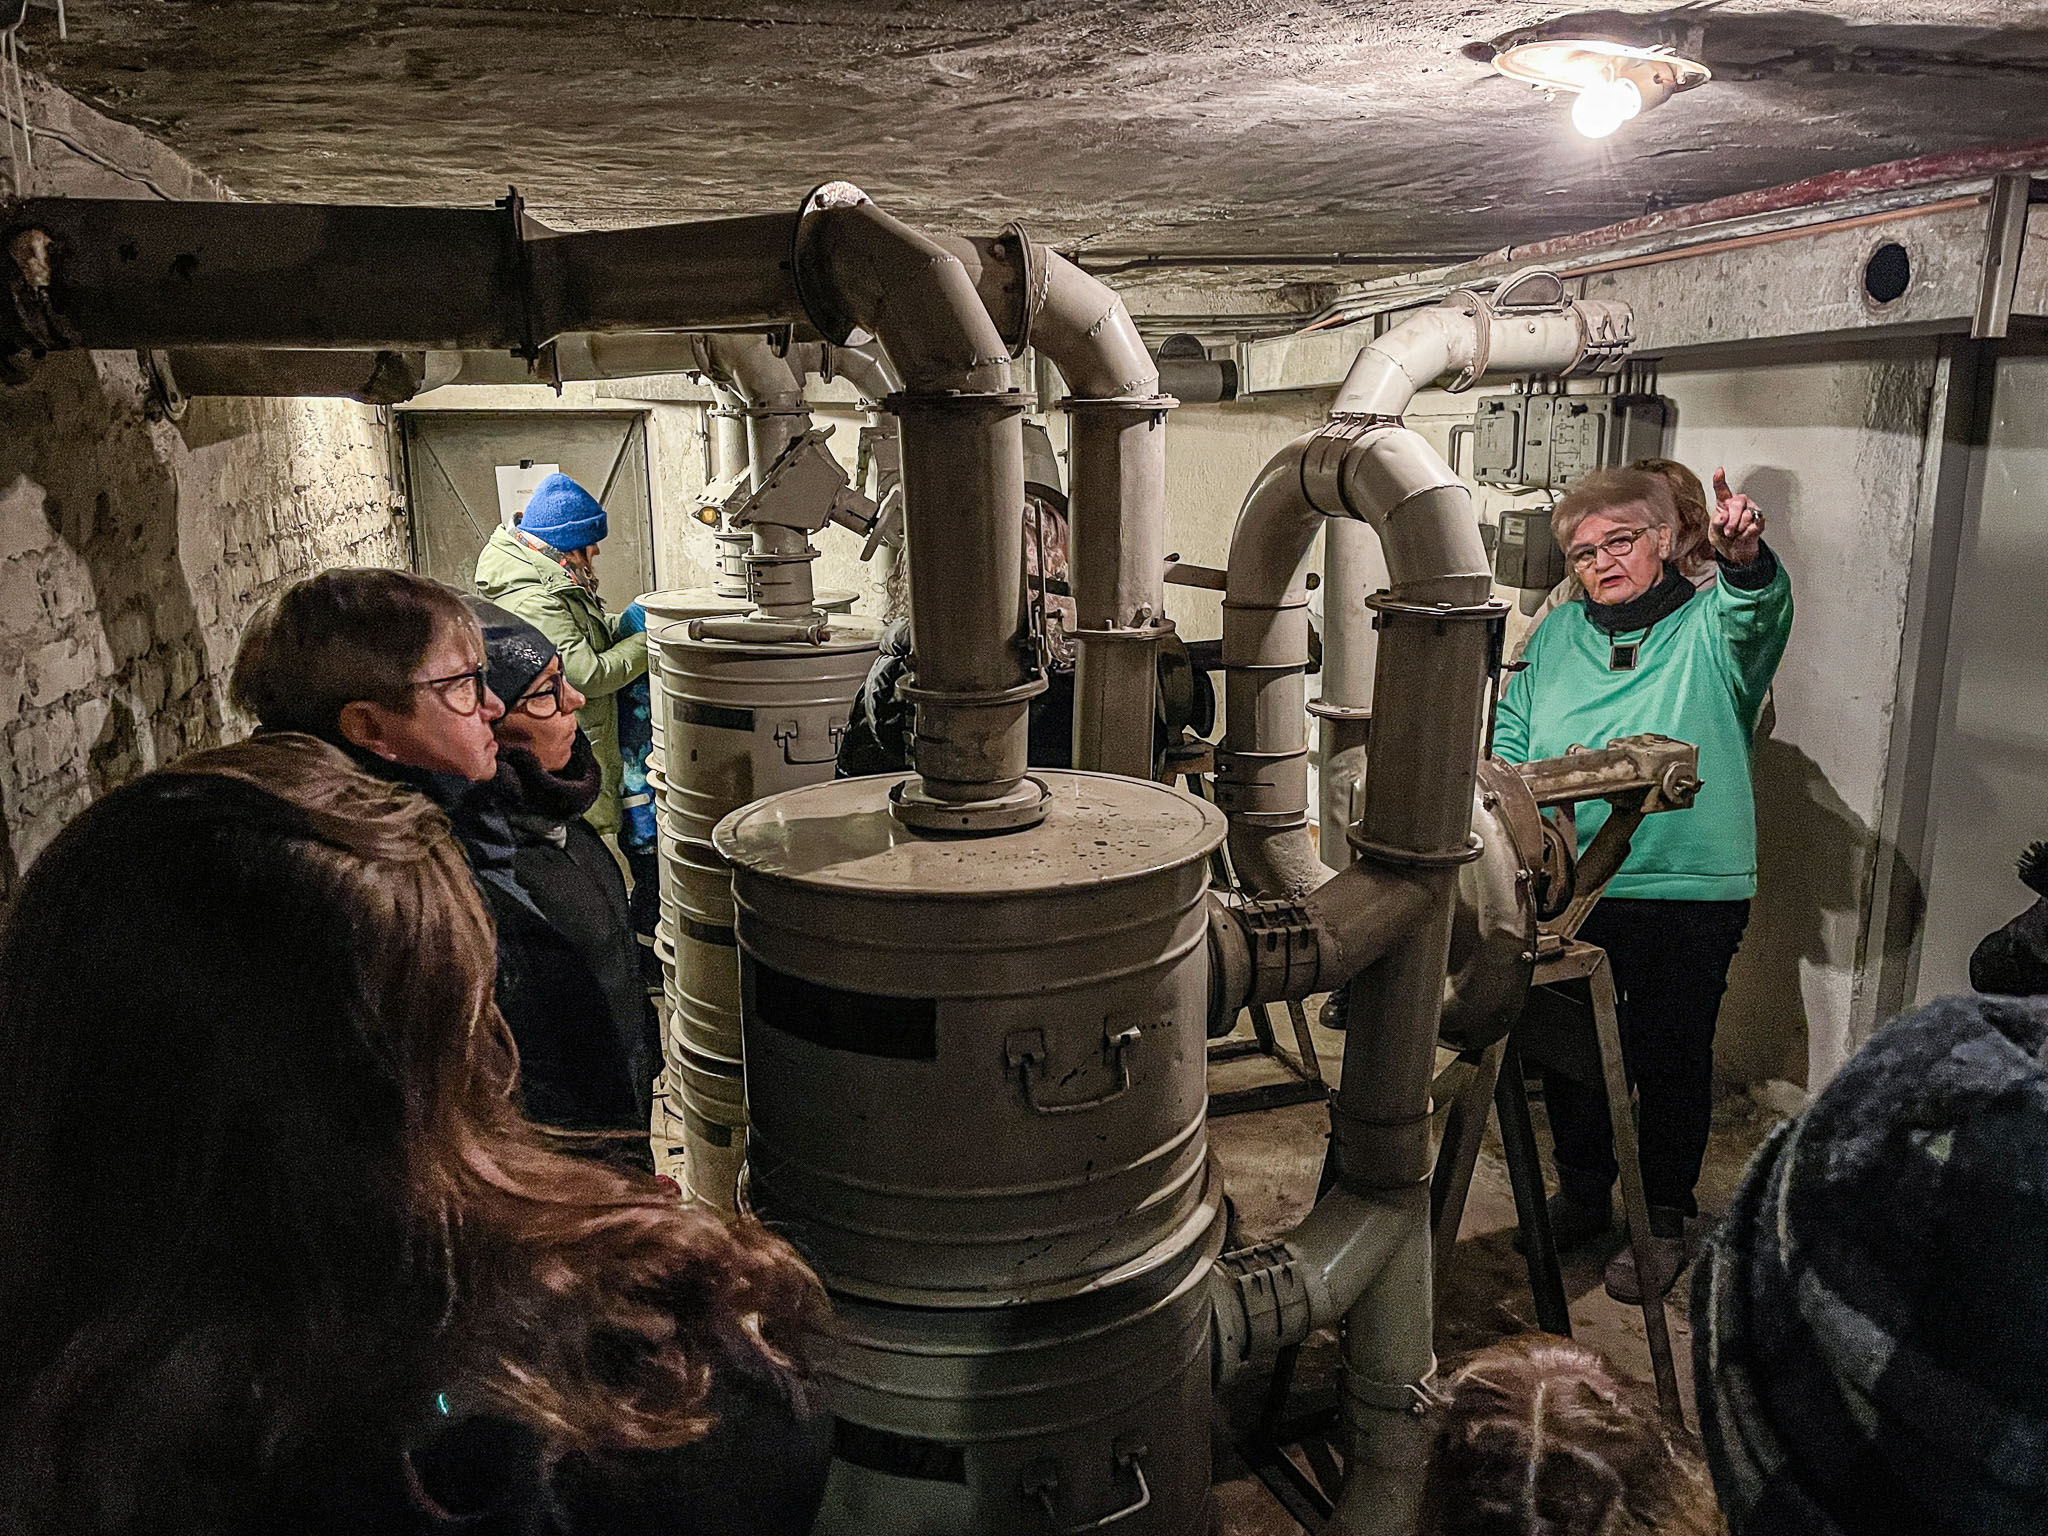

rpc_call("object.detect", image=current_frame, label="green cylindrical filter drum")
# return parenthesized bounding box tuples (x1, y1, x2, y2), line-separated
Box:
(714, 770, 1227, 1305)
(812, 1185, 1226, 1536)
(674, 1044, 748, 1211)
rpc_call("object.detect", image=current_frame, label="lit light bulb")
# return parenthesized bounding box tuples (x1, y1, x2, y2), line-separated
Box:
(1571, 76, 1643, 139)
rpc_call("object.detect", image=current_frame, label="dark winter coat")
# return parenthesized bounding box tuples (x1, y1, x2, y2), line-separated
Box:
(318, 738, 641, 1134)
(494, 734, 659, 1122)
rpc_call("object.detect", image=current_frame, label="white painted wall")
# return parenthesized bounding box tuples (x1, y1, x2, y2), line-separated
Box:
(1915, 347, 2048, 1002)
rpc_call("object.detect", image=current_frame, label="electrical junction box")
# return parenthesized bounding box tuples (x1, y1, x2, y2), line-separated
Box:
(1470, 397, 1526, 485)
(1470, 394, 1672, 492)
(1494, 507, 1568, 592)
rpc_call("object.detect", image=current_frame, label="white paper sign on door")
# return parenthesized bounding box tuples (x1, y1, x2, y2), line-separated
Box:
(494, 461, 561, 528)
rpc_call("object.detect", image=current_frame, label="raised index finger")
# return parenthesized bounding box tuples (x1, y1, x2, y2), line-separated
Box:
(1713, 467, 1734, 503)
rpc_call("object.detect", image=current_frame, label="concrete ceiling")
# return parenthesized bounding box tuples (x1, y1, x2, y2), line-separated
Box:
(20, 1, 2048, 301)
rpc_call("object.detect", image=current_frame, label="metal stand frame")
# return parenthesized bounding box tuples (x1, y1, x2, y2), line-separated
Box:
(1430, 936, 1686, 1425)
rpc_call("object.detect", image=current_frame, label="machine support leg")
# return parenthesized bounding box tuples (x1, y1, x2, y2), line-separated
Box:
(1429, 1039, 1508, 1272)
(1588, 956, 1686, 1426)
(1494, 1039, 1573, 1337)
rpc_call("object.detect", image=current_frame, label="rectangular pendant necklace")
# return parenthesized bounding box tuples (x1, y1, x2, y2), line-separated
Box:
(1609, 634, 1644, 672)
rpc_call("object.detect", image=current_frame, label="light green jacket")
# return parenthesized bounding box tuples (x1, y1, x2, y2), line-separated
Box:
(473, 526, 648, 837)
(1493, 553, 1793, 901)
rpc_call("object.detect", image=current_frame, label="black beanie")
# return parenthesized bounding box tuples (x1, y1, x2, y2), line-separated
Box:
(464, 597, 557, 709)
(1692, 991, 2048, 1536)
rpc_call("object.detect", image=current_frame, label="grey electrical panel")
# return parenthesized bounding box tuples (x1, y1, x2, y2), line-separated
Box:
(1470, 393, 1672, 492)
(1494, 507, 1568, 592)
(1470, 397, 1525, 484)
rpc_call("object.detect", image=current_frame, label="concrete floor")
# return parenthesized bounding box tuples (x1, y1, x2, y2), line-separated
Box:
(1202, 1004, 1780, 1534)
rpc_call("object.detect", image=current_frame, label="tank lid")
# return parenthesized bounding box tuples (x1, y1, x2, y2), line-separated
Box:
(713, 770, 1226, 895)
(659, 615, 882, 659)
(637, 586, 858, 624)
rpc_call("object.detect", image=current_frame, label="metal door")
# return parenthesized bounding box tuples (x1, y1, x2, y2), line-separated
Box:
(401, 410, 655, 604)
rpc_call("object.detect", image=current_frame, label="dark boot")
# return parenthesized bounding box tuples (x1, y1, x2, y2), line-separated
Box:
(1603, 1204, 1692, 1303)
(1513, 1188, 1613, 1254)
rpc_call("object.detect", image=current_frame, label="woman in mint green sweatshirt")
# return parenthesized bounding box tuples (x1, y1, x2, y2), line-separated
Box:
(1494, 464, 1792, 1305)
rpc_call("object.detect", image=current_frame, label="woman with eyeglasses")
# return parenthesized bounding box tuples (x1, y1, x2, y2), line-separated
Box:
(1492, 465, 1792, 1305)
(466, 596, 660, 1139)
(232, 569, 641, 1135)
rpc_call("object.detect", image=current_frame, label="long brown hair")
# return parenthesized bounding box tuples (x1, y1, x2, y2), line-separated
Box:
(0, 736, 820, 1531)
(1420, 1336, 1724, 1536)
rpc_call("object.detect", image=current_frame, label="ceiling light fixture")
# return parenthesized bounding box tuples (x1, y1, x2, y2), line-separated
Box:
(1491, 38, 1710, 141)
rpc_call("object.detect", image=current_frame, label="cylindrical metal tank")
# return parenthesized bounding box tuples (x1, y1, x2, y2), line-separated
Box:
(714, 770, 1228, 1534)
(645, 617, 878, 1209)
(815, 1191, 1225, 1536)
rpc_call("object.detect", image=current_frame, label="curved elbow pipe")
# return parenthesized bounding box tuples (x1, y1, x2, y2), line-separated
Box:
(794, 186, 1037, 822)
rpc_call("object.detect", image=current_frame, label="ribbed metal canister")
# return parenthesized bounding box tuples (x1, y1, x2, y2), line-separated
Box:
(715, 769, 1228, 1534)
(714, 770, 1226, 1300)
(644, 617, 878, 1210)
(814, 1190, 1225, 1536)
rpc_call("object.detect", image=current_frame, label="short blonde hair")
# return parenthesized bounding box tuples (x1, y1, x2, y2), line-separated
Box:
(1551, 467, 1677, 552)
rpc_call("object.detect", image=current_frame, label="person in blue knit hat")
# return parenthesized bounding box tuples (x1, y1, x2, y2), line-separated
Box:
(474, 474, 649, 839)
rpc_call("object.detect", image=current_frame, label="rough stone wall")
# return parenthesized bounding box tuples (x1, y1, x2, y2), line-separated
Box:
(0, 83, 404, 904)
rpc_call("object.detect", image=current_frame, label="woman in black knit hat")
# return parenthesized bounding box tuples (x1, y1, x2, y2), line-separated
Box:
(1693, 989, 2048, 1535)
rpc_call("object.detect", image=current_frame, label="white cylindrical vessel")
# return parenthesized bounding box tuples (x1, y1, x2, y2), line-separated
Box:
(645, 618, 878, 1209)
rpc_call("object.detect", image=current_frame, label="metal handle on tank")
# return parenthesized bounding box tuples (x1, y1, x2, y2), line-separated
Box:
(1004, 1025, 1142, 1116)
(1022, 1441, 1152, 1533)
(773, 718, 846, 766)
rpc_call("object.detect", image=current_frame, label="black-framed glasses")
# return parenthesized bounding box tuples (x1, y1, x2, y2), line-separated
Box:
(511, 668, 570, 719)
(409, 667, 491, 717)
(1567, 526, 1650, 571)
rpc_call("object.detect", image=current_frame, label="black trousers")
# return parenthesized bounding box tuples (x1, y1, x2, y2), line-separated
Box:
(1542, 897, 1751, 1218)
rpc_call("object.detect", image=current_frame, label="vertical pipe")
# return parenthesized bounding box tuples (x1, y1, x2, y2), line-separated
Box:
(1067, 399, 1172, 777)
(1314, 517, 1387, 870)
(893, 394, 1040, 807)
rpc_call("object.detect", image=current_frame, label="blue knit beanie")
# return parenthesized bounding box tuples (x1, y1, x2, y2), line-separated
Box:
(517, 474, 608, 551)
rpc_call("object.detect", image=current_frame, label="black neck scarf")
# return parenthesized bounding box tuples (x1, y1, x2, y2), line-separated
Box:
(1580, 562, 1695, 636)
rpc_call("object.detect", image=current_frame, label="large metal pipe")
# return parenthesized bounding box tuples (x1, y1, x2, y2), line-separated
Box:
(927, 232, 1175, 782)
(1314, 518, 1385, 871)
(1211, 289, 1630, 1535)
(792, 184, 1039, 827)
(2, 198, 803, 354)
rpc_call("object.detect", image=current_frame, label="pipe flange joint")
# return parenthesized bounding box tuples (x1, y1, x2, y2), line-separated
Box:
(890, 773, 1049, 835)
(882, 388, 1034, 418)
(1216, 1241, 1314, 1360)
(995, 221, 1042, 359)
(1068, 620, 1175, 644)
(1238, 898, 1322, 1003)
(1442, 288, 1497, 392)
(792, 180, 877, 347)
(1306, 699, 1372, 722)
(1347, 832, 1485, 869)
(1060, 393, 1179, 424)
(1363, 593, 1510, 626)
(894, 676, 1048, 710)
(1303, 415, 1396, 514)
